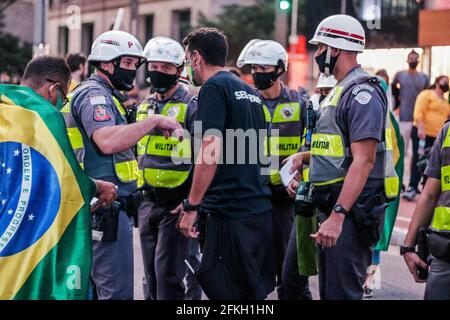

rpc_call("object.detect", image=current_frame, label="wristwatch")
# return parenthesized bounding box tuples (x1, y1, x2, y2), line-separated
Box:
(333, 204, 349, 217)
(182, 199, 200, 212)
(400, 246, 416, 256)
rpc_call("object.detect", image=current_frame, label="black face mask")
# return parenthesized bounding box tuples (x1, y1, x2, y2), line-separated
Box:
(315, 47, 339, 76)
(409, 62, 418, 69)
(319, 94, 326, 104)
(148, 70, 179, 94)
(252, 71, 280, 90)
(440, 83, 449, 93)
(110, 67, 136, 91)
(99, 60, 137, 91)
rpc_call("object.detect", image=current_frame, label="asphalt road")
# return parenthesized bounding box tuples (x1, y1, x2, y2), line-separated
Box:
(133, 228, 425, 300)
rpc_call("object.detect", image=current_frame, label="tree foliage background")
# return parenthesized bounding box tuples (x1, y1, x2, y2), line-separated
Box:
(197, 0, 275, 66)
(0, 0, 32, 78)
(197, 0, 306, 66)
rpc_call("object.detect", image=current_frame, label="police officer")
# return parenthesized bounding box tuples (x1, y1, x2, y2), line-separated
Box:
(67, 31, 183, 300)
(287, 15, 393, 299)
(281, 74, 338, 300)
(236, 39, 308, 299)
(402, 121, 450, 299)
(136, 36, 199, 300)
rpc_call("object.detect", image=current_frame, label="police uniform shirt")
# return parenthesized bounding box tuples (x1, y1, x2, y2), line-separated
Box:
(338, 67, 386, 144)
(195, 71, 272, 217)
(424, 121, 450, 180)
(335, 66, 387, 185)
(71, 75, 136, 196)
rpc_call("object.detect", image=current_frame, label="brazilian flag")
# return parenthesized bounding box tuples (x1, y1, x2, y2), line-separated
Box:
(0, 84, 96, 299)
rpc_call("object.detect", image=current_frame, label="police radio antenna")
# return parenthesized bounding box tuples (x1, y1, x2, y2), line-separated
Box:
(113, 8, 125, 31)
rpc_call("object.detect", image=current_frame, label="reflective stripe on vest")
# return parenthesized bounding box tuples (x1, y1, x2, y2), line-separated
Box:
(309, 85, 347, 186)
(61, 95, 85, 169)
(110, 95, 139, 183)
(263, 98, 302, 186)
(432, 126, 450, 232)
(310, 70, 390, 192)
(64, 84, 138, 183)
(137, 97, 193, 189)
(384, 115, 400, 199)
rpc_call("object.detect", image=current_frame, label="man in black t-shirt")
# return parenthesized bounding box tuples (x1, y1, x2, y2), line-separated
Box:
(176, 27, 276, 300)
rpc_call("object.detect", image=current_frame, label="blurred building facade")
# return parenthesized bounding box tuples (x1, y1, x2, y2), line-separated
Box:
(46, 0, 254, 57)
(2, 0, 34, 43)
(304, 0, 450, 89)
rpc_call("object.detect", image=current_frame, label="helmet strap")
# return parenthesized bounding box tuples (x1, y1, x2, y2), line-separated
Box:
(96, 59, 134, 91)
(324, 46, 332, 76)
(96, 60, 118, 81)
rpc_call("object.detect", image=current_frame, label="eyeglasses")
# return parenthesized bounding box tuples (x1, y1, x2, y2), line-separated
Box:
(47, 78, 69, 105)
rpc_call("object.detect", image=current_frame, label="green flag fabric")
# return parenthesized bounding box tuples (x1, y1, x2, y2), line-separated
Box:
(296, 214, 318, 276)
(375, 111, 404, 251)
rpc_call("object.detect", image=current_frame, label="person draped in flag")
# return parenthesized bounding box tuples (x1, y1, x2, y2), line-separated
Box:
(0, 55, 117, 299)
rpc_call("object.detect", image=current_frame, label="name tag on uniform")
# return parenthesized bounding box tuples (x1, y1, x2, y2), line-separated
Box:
(90, 95, 107, 106)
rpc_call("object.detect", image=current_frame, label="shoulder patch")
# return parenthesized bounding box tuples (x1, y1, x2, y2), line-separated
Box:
(93, 105, 111, 122)
(90, 94, 107, 106)
(351, 84, 375, 95)
(354, 91, 372, 105)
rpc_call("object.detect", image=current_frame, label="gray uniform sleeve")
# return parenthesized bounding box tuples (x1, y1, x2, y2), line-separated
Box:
(73, 90, 118, 140)
(424, 124, 448, 179)
(344, 89, 386, 143)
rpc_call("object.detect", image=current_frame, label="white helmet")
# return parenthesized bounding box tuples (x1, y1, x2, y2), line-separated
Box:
(143, 36, 185, 67)
(88, 30, 145, 62)
(309, 14, 365, 53)
(316, 73, 337, 89)
(236, 39, 288, 71)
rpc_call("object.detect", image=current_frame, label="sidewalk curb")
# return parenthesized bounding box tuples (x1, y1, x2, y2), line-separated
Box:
(389, 227, 407, 247)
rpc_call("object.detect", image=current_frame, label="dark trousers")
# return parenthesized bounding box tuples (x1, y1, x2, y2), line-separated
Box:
(185, 239, 203, 300)
(92, 211, 134, 300)
(317, 204, 385, 300)
(271, 199, 295, 298)
(281, 223, 312, 300)
(409, 126, 435, 190)
(138, 199, 188, 300)
(425, 255, 450, 300)
(196, 210, 276, 300)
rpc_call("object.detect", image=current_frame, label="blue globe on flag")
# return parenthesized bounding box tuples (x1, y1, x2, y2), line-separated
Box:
(0, 141, 61, 257)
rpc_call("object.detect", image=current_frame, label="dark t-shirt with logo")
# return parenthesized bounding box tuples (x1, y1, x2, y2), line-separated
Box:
(195, 71, 272, 217)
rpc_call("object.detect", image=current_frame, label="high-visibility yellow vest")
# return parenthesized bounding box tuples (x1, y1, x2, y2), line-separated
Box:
(431, 123, 450, 232)
(309, 68, 399, 199)
(262, 86, 305, 186)
(63, 81, 138, 184)
(136, 90, 195, 189)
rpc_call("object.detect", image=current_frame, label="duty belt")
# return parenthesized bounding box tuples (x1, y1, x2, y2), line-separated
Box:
(142, 187, 186, 207)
